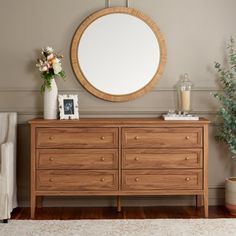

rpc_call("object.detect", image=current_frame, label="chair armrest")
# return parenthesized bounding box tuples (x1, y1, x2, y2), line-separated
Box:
(6, 113, 17, 144)
(0, 142, 14, 177)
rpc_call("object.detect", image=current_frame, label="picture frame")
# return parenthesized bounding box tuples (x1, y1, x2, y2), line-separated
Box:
(58, 94, 79, 120)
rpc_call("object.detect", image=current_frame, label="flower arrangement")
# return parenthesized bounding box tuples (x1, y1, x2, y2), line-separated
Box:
(36, 46, 66, 93)
(213, 37, 236, 157)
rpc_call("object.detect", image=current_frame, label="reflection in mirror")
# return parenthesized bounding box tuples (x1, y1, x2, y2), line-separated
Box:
(71, 7, 166, 101)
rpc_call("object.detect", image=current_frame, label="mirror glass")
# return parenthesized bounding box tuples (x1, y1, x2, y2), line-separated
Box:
(71, 8, 166, 101)
(78, 13, 160, 95)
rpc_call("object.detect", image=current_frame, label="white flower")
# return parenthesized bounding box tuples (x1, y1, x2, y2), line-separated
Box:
(36, 59, 50, 72)
(46, 61, 52, 69)
(47, 53, 54, 60)
(36, 59, 43, 68)
(53, 58, 60, 64)
(42, 46, 54, 54)
(39, 65, 48, 72)
(53, 62, 62, 74)
(46, 47, 53, 53)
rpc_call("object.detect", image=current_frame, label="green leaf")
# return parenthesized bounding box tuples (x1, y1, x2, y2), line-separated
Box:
(213, 37, 236, 157)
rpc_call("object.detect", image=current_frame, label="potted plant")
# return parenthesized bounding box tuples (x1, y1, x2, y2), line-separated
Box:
(36, 47, 66, 119)
(213, 37, 236, 215)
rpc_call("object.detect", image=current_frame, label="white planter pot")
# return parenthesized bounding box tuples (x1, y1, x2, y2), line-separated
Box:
(43, 79, 58, 119)
(225, 177, 236, 215)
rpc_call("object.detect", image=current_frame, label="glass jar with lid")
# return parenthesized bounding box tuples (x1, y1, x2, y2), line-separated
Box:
(178, 73, 193, 113)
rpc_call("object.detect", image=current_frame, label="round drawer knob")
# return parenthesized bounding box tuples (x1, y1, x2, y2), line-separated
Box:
(49, 178, 54, 182)
(100, 178, 105, 182)
(135, 136, 139, 140)
(134, 157, 139, 161)
(185, 157, 190, 160)
(100, 136, 105, 140)
(185, 177, 190, 181)
(49, 136, 54, 140)
(185, 136, 190, 140)
(101, 157, 105, 161)
(49, 157, 54, 161)
(135, 177, 139, 182)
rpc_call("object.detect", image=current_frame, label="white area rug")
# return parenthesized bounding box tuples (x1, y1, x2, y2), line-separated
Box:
(1, 219, 236, 236)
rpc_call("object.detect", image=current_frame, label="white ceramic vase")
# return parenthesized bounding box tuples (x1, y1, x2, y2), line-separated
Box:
(43, 78, 58, 119)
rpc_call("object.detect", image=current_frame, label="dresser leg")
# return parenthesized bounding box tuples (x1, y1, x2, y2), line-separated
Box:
(204, 193, 208, 218)
(196, 195, 203, 207)
(31, 195, 36, 219)
(117, 196, 121, 212)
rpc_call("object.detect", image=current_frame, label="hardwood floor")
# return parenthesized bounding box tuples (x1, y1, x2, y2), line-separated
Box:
(11, 206, 235, 220)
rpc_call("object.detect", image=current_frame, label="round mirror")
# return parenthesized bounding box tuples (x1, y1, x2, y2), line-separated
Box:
(71, 7, 166, 102)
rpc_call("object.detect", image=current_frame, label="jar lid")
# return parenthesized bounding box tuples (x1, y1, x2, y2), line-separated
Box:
(180, 73, 192, 90)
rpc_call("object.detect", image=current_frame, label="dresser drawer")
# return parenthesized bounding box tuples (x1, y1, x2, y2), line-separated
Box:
(122, 149, 202, 169)
(36, 149, 118, 170)
(36, 170, 118, 191)
(36, 128, 118, 148)
(122, 170, 202, 190)
(122, 128, 202, 148)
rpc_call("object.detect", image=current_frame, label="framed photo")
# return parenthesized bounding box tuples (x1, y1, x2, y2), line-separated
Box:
(58, 94, 79, 120)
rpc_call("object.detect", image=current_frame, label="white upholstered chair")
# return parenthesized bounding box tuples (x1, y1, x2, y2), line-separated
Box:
(0, 112, 17, 222)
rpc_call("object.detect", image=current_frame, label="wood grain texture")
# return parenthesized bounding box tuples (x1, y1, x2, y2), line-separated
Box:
(36, 149, 118, 170)
(29, 118, 209, 125)
(36, 170, 118, 191)
(122, 170, 202, 191)
(34, 190, 204, 196)
(30, 124, 36, 219)
(122, 149, 202, 169)
(36, 127, 118, 149)
(122, 127, 202, 148)
(29, 118, 209, 218)
(71, 7, 166, 102)
(203, 124, 209, 217)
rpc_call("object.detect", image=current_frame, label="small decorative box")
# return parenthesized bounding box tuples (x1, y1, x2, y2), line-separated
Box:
(163, 114, 199, 121)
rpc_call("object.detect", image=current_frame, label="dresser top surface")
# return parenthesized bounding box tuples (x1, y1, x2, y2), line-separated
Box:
(29, 117, 209, 125)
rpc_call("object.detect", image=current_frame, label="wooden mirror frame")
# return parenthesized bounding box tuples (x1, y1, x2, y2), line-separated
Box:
(71, 7, 167, 102)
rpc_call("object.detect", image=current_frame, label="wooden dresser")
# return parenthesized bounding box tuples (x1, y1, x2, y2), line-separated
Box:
(29, 118, 209, 218)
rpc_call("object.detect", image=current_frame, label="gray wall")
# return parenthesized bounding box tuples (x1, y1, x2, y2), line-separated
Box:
(1, 0, 236, 207)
